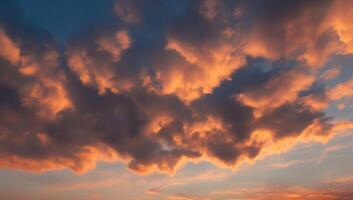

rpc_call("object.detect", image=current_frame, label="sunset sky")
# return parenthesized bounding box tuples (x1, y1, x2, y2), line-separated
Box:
(1, 0, 353, 200)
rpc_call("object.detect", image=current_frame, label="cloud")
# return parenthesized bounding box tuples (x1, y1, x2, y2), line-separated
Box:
(146, 1, 246, 102)
(320, 66, 341, 81)
(327, 79, 353, 101)
(0, 28, 20, 65)
(146, 169, 228, 195)
(301, 77, 353, 111)
(237, 67, 315, 115)
(240, 0, 351, 67)
(270, 160, 303, 168)
(67, 29, 133, 95)
(0, 0, 353, 175)
(238, 185, 353, 200)
(214, 178, 353, 200)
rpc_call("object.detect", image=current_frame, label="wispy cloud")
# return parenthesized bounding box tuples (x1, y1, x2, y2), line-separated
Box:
(270, 160, 303, 168)
(146, 169, 229, 195)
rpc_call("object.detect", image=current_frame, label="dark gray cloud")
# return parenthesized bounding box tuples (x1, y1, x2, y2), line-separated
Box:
(0, 0, 352, 174)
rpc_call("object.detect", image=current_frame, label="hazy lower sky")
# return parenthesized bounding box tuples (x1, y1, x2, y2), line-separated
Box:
(1, 0, 353, 200)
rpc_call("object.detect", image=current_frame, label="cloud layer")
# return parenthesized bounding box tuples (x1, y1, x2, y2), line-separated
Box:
(0, 0, 353, 174)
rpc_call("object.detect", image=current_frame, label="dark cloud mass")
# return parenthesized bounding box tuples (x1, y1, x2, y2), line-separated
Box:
(0, 0, 353, 174)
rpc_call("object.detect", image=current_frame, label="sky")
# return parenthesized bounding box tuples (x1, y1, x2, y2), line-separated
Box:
(0, 0, 353, 200)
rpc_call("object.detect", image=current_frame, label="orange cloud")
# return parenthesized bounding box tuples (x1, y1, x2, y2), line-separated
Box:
(1, 0, 353, 176)
(301, 76, 353, 112)
(97, 30, 131, 62)
(303, 78, 353, 111)
(0, 145, 118, 173)
(215, 176, 353, 200)
(328, 79, 353, 101)
(242, 1, 353, 67)
(241, 186, 352, 200)
(237, 68, 315, 116)
(0, 28, 71, 118)
(68, 49, 120, 94)
(302, 93, 329, 111)
(320, 66, 341, 81)
(19, 50, 71, 117)
(325, 1, 353, 54)
(67, 30, 133, 94)
(0, 28, 20, 65)
(160, 36, 245, 102)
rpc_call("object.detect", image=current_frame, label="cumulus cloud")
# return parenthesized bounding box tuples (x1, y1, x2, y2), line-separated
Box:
(0, 0, 353, 174)
(240, 0, 352, 67)
(237, 66, 315, 115)
(67, 29, 132, 94)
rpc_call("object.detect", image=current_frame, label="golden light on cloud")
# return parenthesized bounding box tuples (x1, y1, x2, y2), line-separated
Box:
(67, 30, 132, 95)
(237, 68, 315, 117)
(0, 0, 353, 187)
(0, 145, 119, 173)
(161, 37, 245, 102)
(0, 28, 20, 65)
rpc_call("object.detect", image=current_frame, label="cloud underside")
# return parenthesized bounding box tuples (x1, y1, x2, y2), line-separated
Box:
(0, 0, 353, 174)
